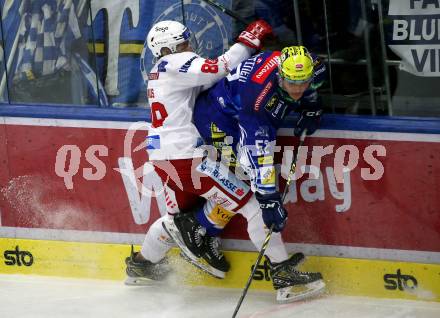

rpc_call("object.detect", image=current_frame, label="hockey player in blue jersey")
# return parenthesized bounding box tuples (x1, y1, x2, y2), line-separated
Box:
(172, 46, 327, 301)
(194, 45, 325, 229)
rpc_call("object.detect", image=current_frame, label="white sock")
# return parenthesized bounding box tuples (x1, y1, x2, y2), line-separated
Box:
(140, 215, 174, 263)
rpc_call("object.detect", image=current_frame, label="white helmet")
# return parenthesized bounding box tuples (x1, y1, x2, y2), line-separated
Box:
(146, 20, 191, 57)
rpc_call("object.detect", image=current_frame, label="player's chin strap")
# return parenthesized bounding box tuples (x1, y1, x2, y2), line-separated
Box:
(232, 130, 307, 318)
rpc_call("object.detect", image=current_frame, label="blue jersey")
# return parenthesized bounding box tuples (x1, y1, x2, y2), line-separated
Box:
(194, 51, 326, 194)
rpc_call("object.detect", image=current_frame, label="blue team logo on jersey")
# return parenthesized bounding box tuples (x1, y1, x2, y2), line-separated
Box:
(146, 135, 161, 149)
(158, 61, 168, 72)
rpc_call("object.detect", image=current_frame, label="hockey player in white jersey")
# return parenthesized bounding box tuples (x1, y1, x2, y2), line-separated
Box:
(125, 19, 273, 280)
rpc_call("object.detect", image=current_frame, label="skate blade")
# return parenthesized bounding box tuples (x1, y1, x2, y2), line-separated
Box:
(124, 276, 156, 286)
(276, 279, 326, 303)
(162, 219, 225, 279)
(179, 251, 226, 279)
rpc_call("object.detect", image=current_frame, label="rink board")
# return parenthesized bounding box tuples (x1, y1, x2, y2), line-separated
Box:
(1, 117, 440, 256)
(1, 114, 439, 304)
(1, 238, 439, 302)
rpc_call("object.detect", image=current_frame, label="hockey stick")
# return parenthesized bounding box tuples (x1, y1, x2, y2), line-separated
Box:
(281, 129, 307, 202)
(200, 0, 250, 25)
(232, 130, 307, 318)
(232, 224, 274, 318)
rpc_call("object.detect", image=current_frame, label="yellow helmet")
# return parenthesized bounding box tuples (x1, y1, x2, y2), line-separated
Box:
(279, 46, 314, 83)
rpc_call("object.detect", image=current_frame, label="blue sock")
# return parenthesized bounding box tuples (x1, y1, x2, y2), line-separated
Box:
(195, 207, 222, 236)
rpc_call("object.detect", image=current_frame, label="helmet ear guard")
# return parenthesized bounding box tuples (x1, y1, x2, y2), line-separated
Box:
(146, 20, 192, 57)
(279, 46, 314, 84)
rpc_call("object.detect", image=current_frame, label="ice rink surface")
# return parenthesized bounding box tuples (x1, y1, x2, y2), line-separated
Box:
(1, 274, 439, 318)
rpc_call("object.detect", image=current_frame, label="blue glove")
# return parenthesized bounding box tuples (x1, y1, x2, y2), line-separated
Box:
(294, 109, 322, 137)
(255, 192, 288, 233)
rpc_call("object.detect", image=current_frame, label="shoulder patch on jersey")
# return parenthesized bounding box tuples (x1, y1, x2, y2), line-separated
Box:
(158, 61, 168, 72)
(179, 56, 197, 73)
(264, 94, 279, 112)
(254, 81, 273, 111)
(251, 52, 280, 84)
(148, 73, 159, 80)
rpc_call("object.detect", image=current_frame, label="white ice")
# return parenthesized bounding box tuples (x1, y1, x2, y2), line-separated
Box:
(0, 274, 439, 318)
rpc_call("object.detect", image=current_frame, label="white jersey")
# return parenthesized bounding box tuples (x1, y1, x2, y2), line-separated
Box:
(146, 43, 252, 160)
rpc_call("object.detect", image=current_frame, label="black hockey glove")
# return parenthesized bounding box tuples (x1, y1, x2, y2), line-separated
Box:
(255, 192, 288, 233)
(294, 109, 322, 137)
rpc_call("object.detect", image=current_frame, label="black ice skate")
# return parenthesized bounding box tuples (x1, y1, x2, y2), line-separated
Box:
(162, 213, 227, 279)
(269, 253, 326, 303)
(203, 236, 230, 274)
(163, 212, 206, 257)
(124, 246, 170, 285)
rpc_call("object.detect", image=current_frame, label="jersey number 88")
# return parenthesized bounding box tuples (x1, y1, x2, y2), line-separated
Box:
(201, 58, 218, 73)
